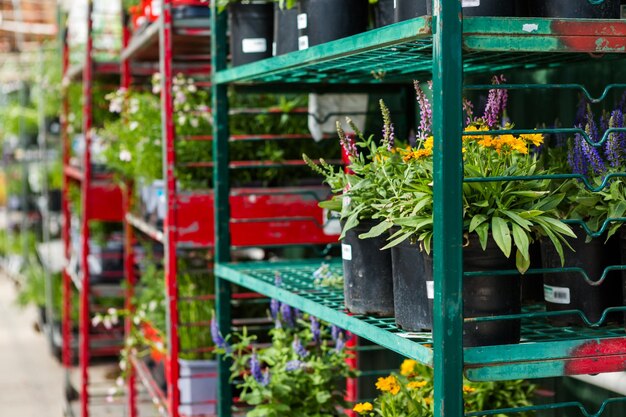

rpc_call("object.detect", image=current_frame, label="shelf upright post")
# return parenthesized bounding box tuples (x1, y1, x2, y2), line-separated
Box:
(60, 17, 73, 380)
(80, 1, 95, 416)
(431, 0, 464, 416)
(159, 1, 181, 415)
(120, 9, 138, 417)
(210, 3, 233, 417)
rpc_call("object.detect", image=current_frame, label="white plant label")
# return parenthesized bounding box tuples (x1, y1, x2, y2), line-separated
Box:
(462, 0, 480, 7)
(426, 281, 434, 300)
(242, 38, 267, 54)
(272, 42, 277, 56)
(297, 13, 308, 30)
(544, 284, 571, 305)
(394, 0, 397, 8)
(298, 35, 309, 50)
(323, 209, 342, 236)
(342, 243, 352, 261)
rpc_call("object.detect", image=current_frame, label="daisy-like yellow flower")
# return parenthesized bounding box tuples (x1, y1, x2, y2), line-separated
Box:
(400, 359, 418, 376)
(424, 397, 434, 405)
(463, 385, 476, 394)
(424, 136, 434, 151)
(353, 402, 373, 414)
(520, 132, 544, 147)
(464, 124, 490, 142)
(407, 380, 428, 390)
(376, 375, 401, 395)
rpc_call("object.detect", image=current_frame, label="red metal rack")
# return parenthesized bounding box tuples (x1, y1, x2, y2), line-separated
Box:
(61, 3, 126, 417)
(118, 1, 343, 417)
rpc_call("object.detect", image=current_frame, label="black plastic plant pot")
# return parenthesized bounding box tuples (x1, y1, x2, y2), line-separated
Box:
(297, 0, 368, 50)
(426, 0, 515, 17)
(521, 241, 544, 305)
(229, 2, 274, 67)
(273, 3, 299, 56)
(372, 0, 397, 27)
(172, 4, 211, 20)
(529, 0, 620, 18)
(541, 226, 622, 327)
(391, 234, 521, 347)
(397, 0, 429, 21)
(47, 189, 62, 212)
(341, 220, 394, 317)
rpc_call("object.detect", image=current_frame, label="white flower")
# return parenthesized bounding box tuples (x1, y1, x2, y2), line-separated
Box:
(116, 377, 124, 387)
(107, 308, 117, 315)
(107, 387, 117, 396)
(92, 315, 102, 327)
(109, 97, 123, 113)
(148, 300, 158, 311)
(106, 395, 114, 404)
(174, 91, 186, 106)
(129, 99, 139, 114)
(133, 316, 140, 325)
(110, 315, 119, 326)
(119, 360, 127, 371)
(187, 84, 197, 93)
(190, 118, 199, 128)
(154, 341, 164, 352)
(177, 115, 186, 126)
(129, 121, 139, 131)
(103, 317, 113, 330)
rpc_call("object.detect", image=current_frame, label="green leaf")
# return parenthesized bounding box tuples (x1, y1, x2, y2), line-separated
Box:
(381, 232, 411, 250)
(475, 223, 489, 250)
(511, 223, 530, 261)
(472, 200, 490, 208)
(537, 216, 577, 238)
(338, 211, 360, 240)
(315, 391, 332, 404)
(491, 217, 512, 258)
(516, 249, 530, 274)
(469, 214, 488, 233)
(318, 199, 342, 212)
(358, 221, 393, 239)
(501, 210, 532, 231)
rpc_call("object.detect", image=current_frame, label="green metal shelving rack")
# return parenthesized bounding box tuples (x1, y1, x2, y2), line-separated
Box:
(211, 3, 626, 416)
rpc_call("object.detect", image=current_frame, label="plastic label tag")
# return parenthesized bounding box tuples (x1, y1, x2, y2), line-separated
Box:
(272, 41, 277, 56)
(341, 243, 352, 261)
(323, 209, 342, 236)
(544, 284, 571, 305)
(462, 0, 480, 7)
(298, 35, 309, 50)
(297, 13, 308, 30)
(426, 281, 434, 300)
(394, 0, 397, 8)
(242, 38, 267, 54)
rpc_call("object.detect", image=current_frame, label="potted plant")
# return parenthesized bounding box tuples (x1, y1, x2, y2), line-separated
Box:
(303, 106, 395, 317)
(370, 0, 397, 28)
(297, 0, 368, 50)
(272, 0, 299, 55)
(540, 102, 625, 326)
(213, 305, 356, 416)
(365, 78, 575, 346)
(217, 0, 275, 66)
(353, 359, 536, 416)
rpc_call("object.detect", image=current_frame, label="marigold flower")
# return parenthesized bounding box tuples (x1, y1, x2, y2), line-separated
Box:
(400, 359, 418, 376)
(408, 380, 428, 390)
(463, 385, 476, 393)
(353, 402, 373, 414)
(376, 375, 401, 395)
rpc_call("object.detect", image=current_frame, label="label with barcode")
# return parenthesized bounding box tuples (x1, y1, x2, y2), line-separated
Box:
(298, 35, 309, 50)
(544, 284, 571, 305)
(462, 0, 480, 7)
(426, 281, 434, 300)
(297, 13, 308, 30)
(341, 243, 352, 261)
(242, 38, 267, 54)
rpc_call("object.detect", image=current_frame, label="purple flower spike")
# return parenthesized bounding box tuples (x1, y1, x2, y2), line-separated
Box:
(270, 299, 280, 320)
(261, 369, 271, 386)
(280, 303, 295, 328)
(483, 75, 507, 128)
(330, 325, 343, 343)
(414, 81, 433, 139)
(249, 353, 265, 384)
(582, 123, 606, 175)
(274, 272, 282, 287)
(210, 316, 228, 350)
(310, 316, 321, 345)
(285, 360, 304, 371)
(292, 337, 309, 358)
(334, 334, 345, 352)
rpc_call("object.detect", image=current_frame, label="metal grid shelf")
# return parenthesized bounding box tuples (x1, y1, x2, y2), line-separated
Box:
(215, 259, 626, 382)
(214, 17, 626, 86)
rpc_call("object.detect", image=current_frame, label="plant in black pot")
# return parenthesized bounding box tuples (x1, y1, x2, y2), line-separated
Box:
(297, 0, 369, 50)
(303, 107, 395, 317)
(364, 78, 575, 346)
(541, 102, 626, 327)
(272, 0, 299, 55)
(218, 0, 275, 66)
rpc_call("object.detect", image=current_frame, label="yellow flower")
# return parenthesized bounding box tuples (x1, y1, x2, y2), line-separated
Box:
(376, 375, 401, 395)
(521, 132, 544, 147)
(424, 397, 433, 405)
(353, 402, 373, 414)
(424, 136, 434, 151)
(463, 385, 476, 394)
(407, 380, 428, 390)
(464, 124, 490, 142)
(400, 359, 418, 376)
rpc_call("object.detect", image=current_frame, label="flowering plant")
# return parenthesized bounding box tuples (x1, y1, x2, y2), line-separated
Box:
(363, 78, 575, 273)
(558, 101, 626, 241)
(353, 359, 535, 417)
(213, 278, 356, 417)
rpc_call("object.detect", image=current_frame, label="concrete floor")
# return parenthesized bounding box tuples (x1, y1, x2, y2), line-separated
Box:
(0, 273, 65, 417)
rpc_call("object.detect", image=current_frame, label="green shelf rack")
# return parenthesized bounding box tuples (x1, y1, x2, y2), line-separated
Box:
(211, 5, 626, 417)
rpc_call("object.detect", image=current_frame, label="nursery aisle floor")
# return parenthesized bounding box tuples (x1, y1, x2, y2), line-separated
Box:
(0, 272, 65, 417)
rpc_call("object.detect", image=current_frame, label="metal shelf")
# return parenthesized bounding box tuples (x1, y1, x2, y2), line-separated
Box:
(129, 353, 171, 417)
(214, 17, 626, 86)
(215, 259, 626, 382)
(126, 213, 165, 244)
(63, 61, 120, 83)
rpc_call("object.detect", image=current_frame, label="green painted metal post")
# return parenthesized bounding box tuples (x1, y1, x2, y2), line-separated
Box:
(431, 1, 465, 417)
(211, 3, 233, 417)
